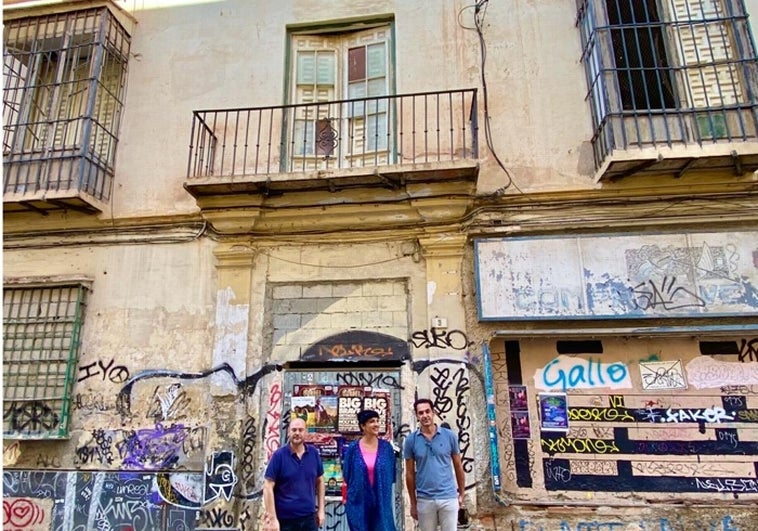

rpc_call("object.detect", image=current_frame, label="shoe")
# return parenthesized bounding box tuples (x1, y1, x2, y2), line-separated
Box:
(458, 507, 470, 526)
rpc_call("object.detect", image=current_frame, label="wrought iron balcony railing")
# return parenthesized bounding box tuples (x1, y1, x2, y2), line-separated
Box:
(577, 0, 758, 179)
(187, 89, 478, 180)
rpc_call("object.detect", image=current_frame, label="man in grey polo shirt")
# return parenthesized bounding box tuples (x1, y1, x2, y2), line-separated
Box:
(403, 398, 465, 531)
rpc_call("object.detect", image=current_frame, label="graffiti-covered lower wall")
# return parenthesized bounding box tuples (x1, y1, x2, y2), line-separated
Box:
(2, 236, 486, 531)
(3, 471, 200, 530)
(490, 336, 758, 504)
(472, 229, 758, 528)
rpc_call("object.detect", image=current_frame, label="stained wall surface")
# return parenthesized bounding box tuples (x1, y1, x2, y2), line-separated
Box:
(3, 0, 758, 530)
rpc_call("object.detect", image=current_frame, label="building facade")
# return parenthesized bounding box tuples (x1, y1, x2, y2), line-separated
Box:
(3, 1, 758, 530)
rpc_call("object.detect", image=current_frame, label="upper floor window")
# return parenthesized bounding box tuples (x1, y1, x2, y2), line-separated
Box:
(287, 23, 394, 169)
(577, 0, 758, 168)
(185, 17, 478, 181)
(3, 282, 89, 439)
(3, 7, 130, 203)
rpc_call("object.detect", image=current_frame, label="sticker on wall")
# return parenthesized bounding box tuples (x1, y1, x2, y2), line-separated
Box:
(509, 385, 531, 439)
(511, 411, 531, 439)
(538, 393, 569, 432)
(639, 360, 687, 390)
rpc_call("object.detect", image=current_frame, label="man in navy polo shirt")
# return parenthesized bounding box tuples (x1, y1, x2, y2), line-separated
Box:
(263, 417, 325, 530)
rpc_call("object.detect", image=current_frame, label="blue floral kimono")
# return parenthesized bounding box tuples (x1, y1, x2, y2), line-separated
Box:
(342, 438, 397, 531)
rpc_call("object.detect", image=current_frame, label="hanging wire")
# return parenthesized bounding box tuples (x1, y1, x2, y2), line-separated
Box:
(472, 0, 522, 195)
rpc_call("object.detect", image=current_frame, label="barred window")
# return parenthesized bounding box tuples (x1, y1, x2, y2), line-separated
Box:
(3, 7, 130, 201)
(3, 283, 89, 438)
(606, 0, 676, 111)
(577, 0, 758, 167)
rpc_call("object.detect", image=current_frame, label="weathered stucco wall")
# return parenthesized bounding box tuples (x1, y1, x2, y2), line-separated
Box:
(4, 0, 758, 529)
(3, 236, 486, 530)
(3, 241, 217, 470)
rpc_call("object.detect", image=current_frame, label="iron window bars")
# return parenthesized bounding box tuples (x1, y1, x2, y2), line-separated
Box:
(3, 7, 130, 202)
(3, 283, 89, 439)
(577, 0, 758, 168)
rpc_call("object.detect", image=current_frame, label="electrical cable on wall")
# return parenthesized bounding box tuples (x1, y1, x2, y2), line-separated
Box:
(472, 0, 523, 195)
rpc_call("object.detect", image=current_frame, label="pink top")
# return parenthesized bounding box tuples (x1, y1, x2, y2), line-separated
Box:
(359, 441, 378, 486)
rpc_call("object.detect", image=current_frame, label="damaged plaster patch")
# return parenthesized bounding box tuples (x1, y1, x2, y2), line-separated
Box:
(212, 287, 249, 395)
(427, 281, 437, 305)
(686, 356, 758, 388)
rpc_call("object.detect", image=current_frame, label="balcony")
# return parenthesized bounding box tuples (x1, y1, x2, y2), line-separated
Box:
(184, 89, 479, 201)
(591, 105, 758, 181)
(577, 0, 758, 181)
(2, 5, 131, 216)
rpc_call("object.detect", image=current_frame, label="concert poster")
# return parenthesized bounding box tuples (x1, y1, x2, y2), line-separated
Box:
(538, 392, 569, 432)
(362, 389, 390, 436)
(336, 386, 368, 433)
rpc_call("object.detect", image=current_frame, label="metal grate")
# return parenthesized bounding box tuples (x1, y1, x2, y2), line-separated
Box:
(577, 0, 758, 168)
(3, 283, 88, 438)
(3, 7, 130, 201)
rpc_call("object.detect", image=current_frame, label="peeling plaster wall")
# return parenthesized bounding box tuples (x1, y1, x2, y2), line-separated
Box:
(3, 241, 217, 460)
(2, 241, 222, 528)
(2, 238, 483, 530)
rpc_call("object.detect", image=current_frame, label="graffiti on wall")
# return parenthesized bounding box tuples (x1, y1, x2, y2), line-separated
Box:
(514, 514, 741, 531)
(205, 451, 237, 503)
(147, 383, 192, 421)
(535, 356, 632, 392)
(506, 343, 758, 495)
(3, 441, 21, 466)
(73, 424, 207, 470)
(687, 356, 758, 388)
(410, 328, 473, 350)
(3, 497, 47, 529)
(3, 470, 199, 531)
(475, 232, 758, 319)
(639, 360, 687, 390)
(264, 378, 283, 461)
(115, 363, 280, 421)
(738, 338, 758, 363)
(301, 330, 410, 361)
(78, 358, 131, 383)
(3, 400, 59, 433)
(412, 358, 480, 484)
(5, 321, 482, 530)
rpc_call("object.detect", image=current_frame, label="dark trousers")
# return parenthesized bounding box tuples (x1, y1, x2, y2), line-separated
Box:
(279, 513, 318, 531)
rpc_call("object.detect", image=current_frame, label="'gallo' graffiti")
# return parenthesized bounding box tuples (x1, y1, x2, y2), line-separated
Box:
(536, 355, 631, 392)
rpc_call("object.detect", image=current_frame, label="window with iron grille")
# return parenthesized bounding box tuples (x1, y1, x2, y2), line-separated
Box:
(3, 7, 130, 202)
(3, 283, 89, 439)
(577, 0, 758, 167)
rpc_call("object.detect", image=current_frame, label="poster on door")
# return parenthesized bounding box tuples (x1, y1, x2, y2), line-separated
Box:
(292, 384, 394, 497)
(292, 384, 338, 432)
